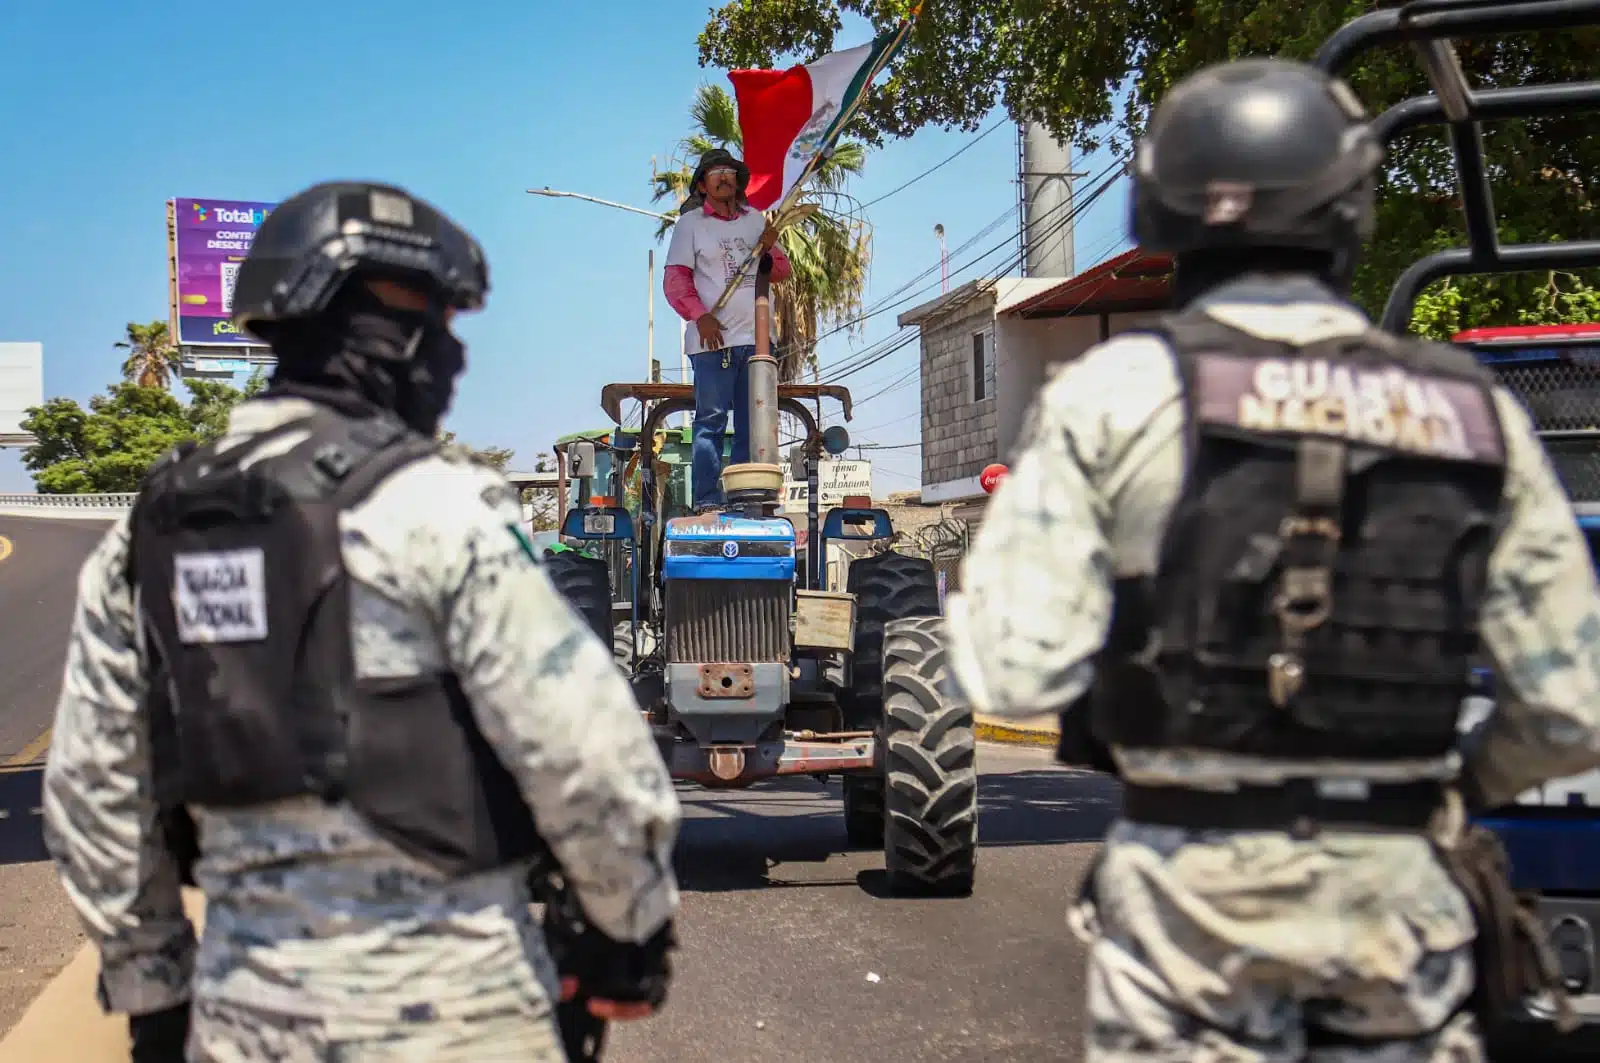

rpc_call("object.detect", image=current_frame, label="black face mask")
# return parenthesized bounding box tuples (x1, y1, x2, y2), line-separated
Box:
(265, 283, 466, 437)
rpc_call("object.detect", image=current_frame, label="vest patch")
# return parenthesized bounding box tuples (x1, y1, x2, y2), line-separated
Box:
(1191, 351, 1505, 464)
(173, 548, 268, 643)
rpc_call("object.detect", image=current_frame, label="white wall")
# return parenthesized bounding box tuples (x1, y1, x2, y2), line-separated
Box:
(0, 342, 44, 441)
(993, 311, 1163, 461)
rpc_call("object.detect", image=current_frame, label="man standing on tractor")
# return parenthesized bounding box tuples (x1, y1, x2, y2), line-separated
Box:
(943, 57, 1600, 1061)
(664, 147, 791, 512)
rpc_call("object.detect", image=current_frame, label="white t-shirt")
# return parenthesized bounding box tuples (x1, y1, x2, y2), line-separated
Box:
(665, 205, 773, 357)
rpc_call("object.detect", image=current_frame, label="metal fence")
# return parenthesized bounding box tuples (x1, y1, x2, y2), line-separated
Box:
(871, 517, 973, 605)
(1486, 360, 1600, 503)
(0, 493, 134, 519)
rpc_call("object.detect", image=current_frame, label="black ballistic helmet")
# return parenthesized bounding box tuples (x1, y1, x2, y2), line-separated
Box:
(1131, 58, 1384, 263)
(232, 181, 489, 342)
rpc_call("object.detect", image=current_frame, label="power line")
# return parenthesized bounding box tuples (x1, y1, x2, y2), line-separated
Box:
(820, 152, 1130, 380)
(820, 156, 1130, 386)
(861, 120, 1008, 208)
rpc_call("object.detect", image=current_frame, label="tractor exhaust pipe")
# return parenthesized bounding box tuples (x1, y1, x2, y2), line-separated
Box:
(721, 252, 784, 511)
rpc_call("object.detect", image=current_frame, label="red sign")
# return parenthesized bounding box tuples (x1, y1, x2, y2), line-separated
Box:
(980, 463, 1009, 493)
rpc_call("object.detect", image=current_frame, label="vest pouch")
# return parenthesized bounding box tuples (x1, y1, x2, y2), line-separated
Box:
(345, 674, 543, 878)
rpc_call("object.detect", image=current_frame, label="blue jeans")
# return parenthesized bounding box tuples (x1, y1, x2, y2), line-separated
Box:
(690, 344, 753, 508)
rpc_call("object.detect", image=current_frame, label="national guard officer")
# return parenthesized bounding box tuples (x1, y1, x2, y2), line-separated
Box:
(42, 180, 681, 1061)
(942, 59, 1600, 1061)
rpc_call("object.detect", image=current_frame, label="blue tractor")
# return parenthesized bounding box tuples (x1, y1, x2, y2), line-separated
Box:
(1311, 0, 1600, 1054)
(548, 262, 976, 896)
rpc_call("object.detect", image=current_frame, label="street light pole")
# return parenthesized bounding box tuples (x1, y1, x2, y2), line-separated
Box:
(526, 184, 687, 426)
(525, 187, 675, 222)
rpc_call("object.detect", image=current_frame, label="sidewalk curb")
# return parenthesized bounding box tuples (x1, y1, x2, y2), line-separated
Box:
(974, 716, 1058, 748)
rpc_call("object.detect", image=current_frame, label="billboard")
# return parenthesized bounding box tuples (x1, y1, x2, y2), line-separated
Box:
(168, 197, 277, 347)
(0, 342, 44, 443)
(782, 458, 873, 514)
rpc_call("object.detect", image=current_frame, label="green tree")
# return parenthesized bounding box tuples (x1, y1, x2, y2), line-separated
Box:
(527, 453, 560, 532)
(651, 82, 873, 379)
(115, 320, 184, 389)
(20, 374, 263, 494)
(437, 429, 515, 471)
(698, 1, 1600, 336)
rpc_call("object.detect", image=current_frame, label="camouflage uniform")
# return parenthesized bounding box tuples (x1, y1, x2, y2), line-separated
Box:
(43, 394, 682, 1061)
(944, 275, 1600, 1062)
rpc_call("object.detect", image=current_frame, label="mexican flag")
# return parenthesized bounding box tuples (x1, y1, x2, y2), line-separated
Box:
(728, 26, 911, 211)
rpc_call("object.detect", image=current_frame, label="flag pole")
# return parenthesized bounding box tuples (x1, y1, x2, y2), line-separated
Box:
(705, 11, 919, 318)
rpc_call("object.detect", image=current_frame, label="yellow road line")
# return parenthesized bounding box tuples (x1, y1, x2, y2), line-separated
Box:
(0, 535, 12, 563)
(2, 727, 52, 769)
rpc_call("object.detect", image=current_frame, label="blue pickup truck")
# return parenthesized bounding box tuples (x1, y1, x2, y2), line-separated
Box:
(1456, 329, 1600, 1055)
(1466, 510, 1600, 1058)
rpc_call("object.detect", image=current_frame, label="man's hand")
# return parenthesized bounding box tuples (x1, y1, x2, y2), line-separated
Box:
(695, 313, 724, 352)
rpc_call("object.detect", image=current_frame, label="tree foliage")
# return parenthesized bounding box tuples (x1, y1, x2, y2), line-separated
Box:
(20, 369, 267, 494)
(115, 320, 184, 389)
(526, 452, 560, 532)
(652, 83, 873, 379)
(437, 430, 516, 472)
(26, 317, 524, 495)
(698, 1, 1600, 335)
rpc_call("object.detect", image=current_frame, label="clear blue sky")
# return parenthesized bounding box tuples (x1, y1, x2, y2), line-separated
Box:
(0, 0, 1132, 496)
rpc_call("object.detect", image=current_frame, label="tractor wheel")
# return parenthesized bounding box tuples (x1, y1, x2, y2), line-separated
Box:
(542, 552, 612, 646)
(842, 775, 885, 848)
(844, 551, 941, 725)
(612, 621, 636, 671)
(882, 616, 977, 897)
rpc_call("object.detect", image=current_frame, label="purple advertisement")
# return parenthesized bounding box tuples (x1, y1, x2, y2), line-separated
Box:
(172, 197, 277, 346)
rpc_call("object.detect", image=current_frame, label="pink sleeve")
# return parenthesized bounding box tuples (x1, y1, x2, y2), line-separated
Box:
(663, 265, 707, 321)
(767, 241, 792, 282)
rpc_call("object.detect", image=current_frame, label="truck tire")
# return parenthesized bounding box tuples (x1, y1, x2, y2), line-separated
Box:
(881, 616, 977, 897)
(845, 551, 941, 724)
(843, 775, 885, 848)
(542, 552, 612, 645)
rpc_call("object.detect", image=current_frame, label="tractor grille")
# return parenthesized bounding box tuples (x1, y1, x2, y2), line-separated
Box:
(665, 580, 791, 663)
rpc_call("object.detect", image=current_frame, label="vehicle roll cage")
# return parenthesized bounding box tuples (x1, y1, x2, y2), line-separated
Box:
(1311, 0, 1600, 332)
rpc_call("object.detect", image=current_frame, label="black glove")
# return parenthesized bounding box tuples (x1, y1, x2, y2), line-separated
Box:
(129, 1002, 190, 1063)
(541, 878, 676, 1009)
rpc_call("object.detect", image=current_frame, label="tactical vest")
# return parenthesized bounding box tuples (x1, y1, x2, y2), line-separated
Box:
(1088, 308, 1508, 763)
(127, 406, 548, 879)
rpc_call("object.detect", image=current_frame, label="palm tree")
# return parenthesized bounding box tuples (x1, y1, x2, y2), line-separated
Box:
(116, 320, 183, 389)
(651, 83, 872, 381)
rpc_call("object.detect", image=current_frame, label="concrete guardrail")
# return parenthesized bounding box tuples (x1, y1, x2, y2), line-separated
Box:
(0, 493, 135, 520)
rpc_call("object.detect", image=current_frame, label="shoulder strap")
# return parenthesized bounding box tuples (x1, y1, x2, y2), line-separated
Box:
(255, 407, 442, 510)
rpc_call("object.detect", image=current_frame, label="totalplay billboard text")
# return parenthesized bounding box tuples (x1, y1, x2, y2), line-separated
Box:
(171, 197, 277, 346)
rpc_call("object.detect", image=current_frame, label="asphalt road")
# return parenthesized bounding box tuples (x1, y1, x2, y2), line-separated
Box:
(0, 512, 1119, 1059)
(608, 747, 1116, 1063)
(0, 515, 114, 1032)
(0, 515, 110, 764)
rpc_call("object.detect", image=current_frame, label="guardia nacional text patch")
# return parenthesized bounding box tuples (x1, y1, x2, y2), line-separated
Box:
(1190, 351, 1505, 464)
(173, 548, 268, 644)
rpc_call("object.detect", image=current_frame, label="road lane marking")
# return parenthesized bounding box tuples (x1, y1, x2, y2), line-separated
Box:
(0, 535, 11, 563)
(2, 728, 52, 768)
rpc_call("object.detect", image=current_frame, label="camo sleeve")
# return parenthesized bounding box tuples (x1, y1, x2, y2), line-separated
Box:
(943, 334, 1183, 718)
(371, 457, 681, 945)
(1467, 389, 1600, 808)
(40, 514, 198, 1015)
